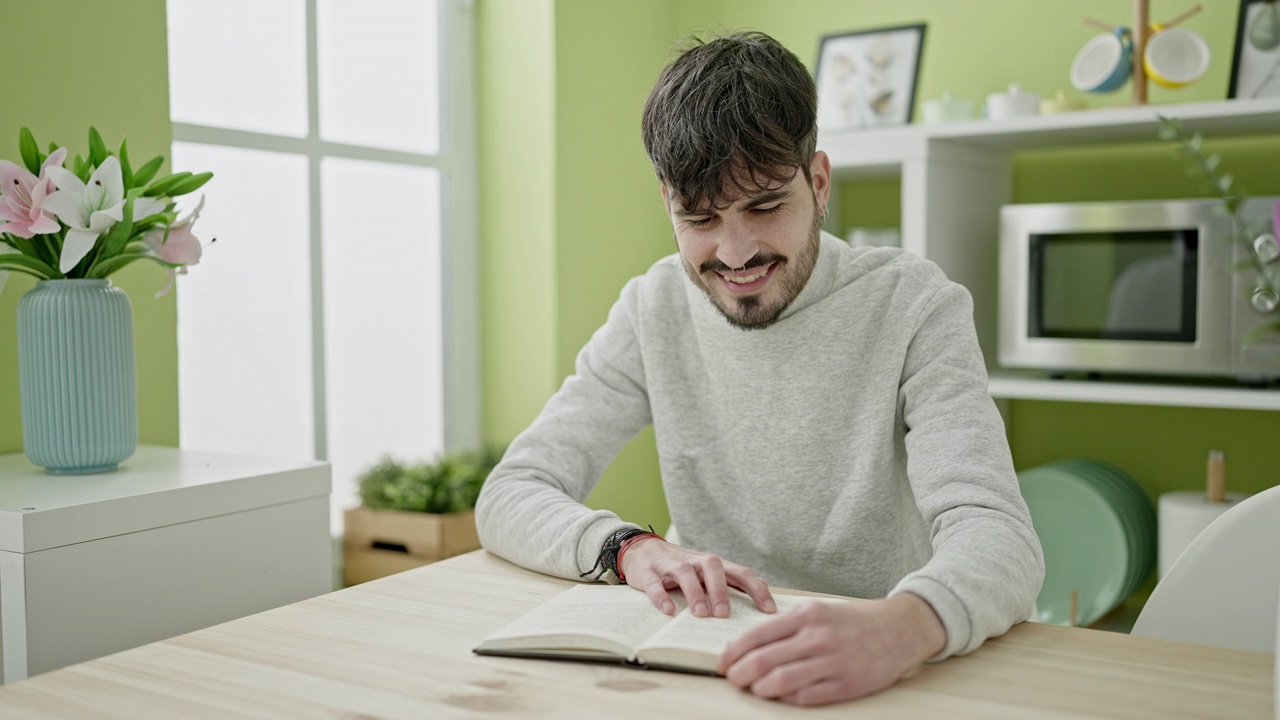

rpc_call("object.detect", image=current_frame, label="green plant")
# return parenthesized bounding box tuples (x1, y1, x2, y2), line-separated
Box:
(357, 447, 505, 514)
(1157, 116, 1280, 342)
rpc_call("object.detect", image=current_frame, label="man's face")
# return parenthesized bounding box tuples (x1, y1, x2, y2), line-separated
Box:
(664, 152, 831, 330)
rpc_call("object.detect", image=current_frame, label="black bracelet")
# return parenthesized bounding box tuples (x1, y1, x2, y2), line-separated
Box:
(580, 526, 656, 584)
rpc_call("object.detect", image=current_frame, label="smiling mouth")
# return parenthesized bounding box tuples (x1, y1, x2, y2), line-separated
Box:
(715, 262, 777, 293)
(723, 267, 769, 284)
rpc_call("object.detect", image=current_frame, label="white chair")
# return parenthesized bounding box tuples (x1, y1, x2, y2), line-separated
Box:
(1131, 484, 1280, 654)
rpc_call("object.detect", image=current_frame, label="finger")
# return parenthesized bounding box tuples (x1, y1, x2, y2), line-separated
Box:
(718, 607, 806, 674)
(779, 675, 855, 707)
(724, 564, 776, 614)
(669, 563, 710, 617)
(638, 571, 678, 615)
(696, 556, 731, 618)
(749, 656, 840, 701)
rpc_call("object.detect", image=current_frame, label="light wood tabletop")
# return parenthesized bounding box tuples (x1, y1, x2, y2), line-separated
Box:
(0, 549, 1272, 719)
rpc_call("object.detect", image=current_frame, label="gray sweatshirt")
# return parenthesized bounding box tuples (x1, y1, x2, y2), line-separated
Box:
(476, 232, 1045, 659)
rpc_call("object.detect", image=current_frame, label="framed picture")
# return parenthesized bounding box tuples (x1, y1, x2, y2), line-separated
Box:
(1229, 0, 1280, 99)
(815, 24, 926, 131)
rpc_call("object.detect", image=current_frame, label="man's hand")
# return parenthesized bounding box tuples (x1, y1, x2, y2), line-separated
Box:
(618, 539, 775, 618)
(717, 593, 946, 706)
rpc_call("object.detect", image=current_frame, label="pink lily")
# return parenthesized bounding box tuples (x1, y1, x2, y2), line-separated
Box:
(0, 147, 68, 239)
(143, 196, 206, 297)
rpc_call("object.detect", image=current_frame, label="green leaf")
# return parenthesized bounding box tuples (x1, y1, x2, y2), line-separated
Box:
(18, 127, 41, 174)
(166, 172, 213, 197)
(88, 127, 109, 167)
(132, 156, 164, 187)
(119, 138, 133, 189)
(100, 196, 137, 260)
(143, 172, 193, 197)
(86, 251, 167, 279)
(73, 155, 91, 183)
(0, 252, 58, 279)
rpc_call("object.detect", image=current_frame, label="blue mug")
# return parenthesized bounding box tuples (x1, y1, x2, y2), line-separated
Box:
(1071, 27, 1132, 94)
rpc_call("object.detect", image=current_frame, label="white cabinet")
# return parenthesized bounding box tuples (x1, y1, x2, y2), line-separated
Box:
(0, 445, 332, 682)
(819, 97, 1280, 410)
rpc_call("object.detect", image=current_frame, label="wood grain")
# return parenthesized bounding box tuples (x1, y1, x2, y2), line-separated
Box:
(0, 550, 1271, 719)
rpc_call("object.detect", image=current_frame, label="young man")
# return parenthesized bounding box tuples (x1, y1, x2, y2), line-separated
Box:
(475, 31, 1044, 706)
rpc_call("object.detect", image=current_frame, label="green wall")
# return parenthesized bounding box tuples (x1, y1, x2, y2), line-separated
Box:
(0, 0, 177, 455)
(477, 0, 1280, 532)
(9, 1, 1267, 519)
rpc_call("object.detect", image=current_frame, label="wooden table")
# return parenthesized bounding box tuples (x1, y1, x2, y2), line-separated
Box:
(0, 550, 1271, 719)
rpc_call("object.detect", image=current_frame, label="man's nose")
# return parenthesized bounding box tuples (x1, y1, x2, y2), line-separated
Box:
(716, 223, 760, 270)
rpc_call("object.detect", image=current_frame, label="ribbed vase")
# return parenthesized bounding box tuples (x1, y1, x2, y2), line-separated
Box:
(17, 279, 138, 474)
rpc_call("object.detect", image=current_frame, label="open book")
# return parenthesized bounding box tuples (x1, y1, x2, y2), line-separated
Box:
(473, 583, 829, 675)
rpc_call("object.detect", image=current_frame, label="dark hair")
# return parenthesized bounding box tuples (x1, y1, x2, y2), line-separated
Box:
(641, 31, 817, 213)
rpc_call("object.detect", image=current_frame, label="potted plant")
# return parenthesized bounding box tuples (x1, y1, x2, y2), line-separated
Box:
(343, 447, 503, 586)
(1, 127, 212, 473)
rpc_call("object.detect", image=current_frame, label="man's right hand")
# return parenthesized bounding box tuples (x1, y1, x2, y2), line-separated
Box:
(619, 539, 776, 618)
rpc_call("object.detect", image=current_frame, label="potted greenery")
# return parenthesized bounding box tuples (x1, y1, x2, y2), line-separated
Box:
(342, 447, 503, 586)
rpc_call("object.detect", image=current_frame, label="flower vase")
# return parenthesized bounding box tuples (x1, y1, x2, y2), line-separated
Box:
(17, 279, 138, 473)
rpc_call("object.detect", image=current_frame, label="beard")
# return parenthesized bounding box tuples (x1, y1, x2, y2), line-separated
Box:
(684, 209, 822, 331)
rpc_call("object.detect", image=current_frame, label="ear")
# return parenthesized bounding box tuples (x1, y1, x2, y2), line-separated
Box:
(809, 151, 832, 213)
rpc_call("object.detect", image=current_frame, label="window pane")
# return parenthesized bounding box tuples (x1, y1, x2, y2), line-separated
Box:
(171, 143, 315, 461)
(317, 0, 439, 154)
(167, 0, 308, 136)
(321, 158, 444, 524)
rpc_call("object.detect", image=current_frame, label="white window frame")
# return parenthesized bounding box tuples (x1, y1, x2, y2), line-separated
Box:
(170, 0, 480, 460)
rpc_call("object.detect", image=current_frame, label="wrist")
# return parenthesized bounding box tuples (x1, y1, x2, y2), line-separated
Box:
(890, 592, 947, 663)
(616, 533, 663, 582)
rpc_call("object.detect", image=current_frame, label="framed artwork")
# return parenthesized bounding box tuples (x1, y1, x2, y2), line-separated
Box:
(815, 24, 926, 131)
(1229, 0, 1280, 99)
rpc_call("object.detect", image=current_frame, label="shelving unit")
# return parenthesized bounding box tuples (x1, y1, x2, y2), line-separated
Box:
(818, 96, 1280, 410)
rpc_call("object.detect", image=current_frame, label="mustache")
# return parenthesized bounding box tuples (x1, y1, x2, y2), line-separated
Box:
(700, 253, 785, 275)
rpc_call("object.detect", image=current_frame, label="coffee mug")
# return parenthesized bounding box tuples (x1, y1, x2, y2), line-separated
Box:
(1071, 27, 1132, 93)
(1144, 25, 1210, 89)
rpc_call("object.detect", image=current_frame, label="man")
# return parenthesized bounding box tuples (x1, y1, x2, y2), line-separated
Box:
(475, 30, 1044, 706)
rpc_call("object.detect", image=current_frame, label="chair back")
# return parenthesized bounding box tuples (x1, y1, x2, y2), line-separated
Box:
(1131, 484, 1280, 654)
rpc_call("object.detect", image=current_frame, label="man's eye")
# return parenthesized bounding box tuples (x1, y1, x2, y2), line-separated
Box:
(686, 217, 713, 227)
(754, 205, 782, 215)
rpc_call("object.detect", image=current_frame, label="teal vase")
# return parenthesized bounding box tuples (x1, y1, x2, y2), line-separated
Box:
(17, 279, 138, 474)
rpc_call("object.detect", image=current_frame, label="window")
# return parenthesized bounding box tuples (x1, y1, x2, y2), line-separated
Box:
(166, 0, 479, 532)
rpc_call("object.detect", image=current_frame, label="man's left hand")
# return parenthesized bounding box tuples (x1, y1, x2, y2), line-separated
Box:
(717, 593, 946, 706)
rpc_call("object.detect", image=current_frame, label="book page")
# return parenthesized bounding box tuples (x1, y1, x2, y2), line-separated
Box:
(476, 584, 685, 658)
(634, 591, 829, 673)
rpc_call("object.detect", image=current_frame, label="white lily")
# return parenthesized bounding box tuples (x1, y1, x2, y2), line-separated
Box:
(43, 156, 127, 273)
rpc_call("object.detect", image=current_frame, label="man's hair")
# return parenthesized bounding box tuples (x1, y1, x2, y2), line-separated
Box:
(641, 31, 817, 213)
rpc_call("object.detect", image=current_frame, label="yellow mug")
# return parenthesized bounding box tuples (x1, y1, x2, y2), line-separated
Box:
(1143, 24, 1210, 89)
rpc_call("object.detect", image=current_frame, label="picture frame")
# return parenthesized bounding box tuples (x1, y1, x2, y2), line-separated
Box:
(815, 24, 926, 131)
(1229, 0, 1280, 99)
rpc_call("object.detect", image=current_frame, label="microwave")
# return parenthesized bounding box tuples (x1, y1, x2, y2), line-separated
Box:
(998, 197, 1280, 380)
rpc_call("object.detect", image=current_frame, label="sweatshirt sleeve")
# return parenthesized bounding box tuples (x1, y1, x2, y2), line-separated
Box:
(474, 279, 653, 581)
(887, 281, 1046, 660)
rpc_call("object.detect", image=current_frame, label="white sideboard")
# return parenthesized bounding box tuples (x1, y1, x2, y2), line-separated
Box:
(0, 445, 332, 683)
(818, 97, 1280, 410)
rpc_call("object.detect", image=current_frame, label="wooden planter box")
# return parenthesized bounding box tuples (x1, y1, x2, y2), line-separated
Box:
(342, 507, 480, 586)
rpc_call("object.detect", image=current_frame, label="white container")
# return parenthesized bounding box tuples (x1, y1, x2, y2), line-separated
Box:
(921, 91, 976, 124)
(986, 84, 1041, 120)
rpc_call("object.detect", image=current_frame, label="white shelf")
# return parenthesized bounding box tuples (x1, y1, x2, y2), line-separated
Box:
(821, 96, 1280, 175)
(988, 372, 1280, 412)
(819, 97, 1280, 412)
